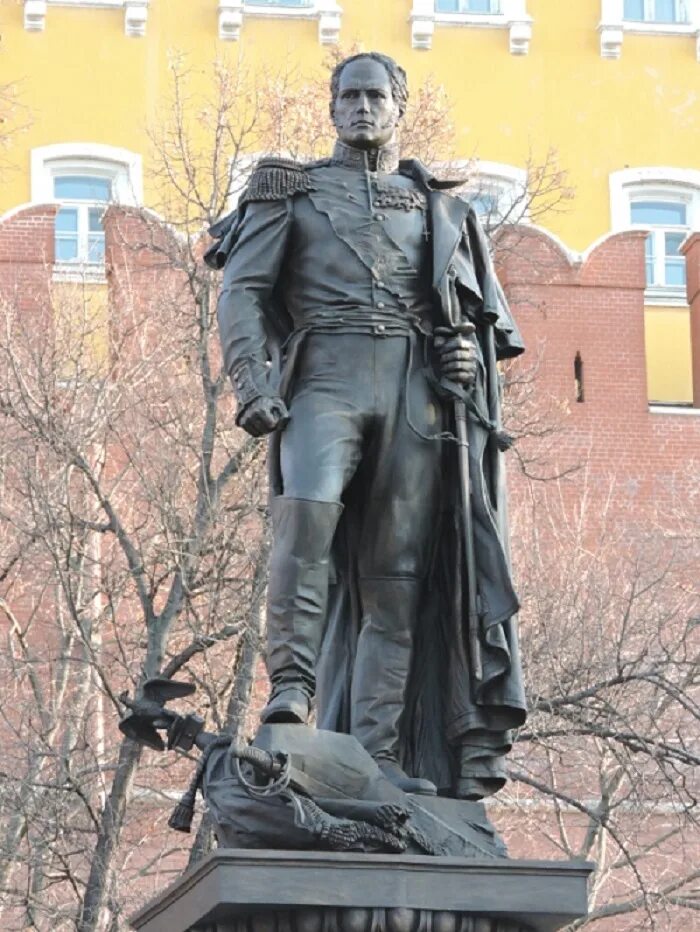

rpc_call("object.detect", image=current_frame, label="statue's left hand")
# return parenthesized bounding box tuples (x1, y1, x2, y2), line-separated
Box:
(434, 332, 477, 386)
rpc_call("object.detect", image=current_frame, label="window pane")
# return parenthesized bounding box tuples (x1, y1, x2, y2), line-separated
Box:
(665, 259, 686, 287)
(87, 235, 105, 263)
(54, 175, 112, 202)
(56, 236, 79, 261)
(631, 201, 687, 226)
(665, 231, 685, 256)
(436, 0, 499, 10)
(88, 207, 104, 232)
(462, 0, 497, 11)
(623, 0, 645, 19)
(467, 193, 499, 216)
(654, 0, 683, 22)
(55, 208, 78, 233)
(645, 234, 656, 286)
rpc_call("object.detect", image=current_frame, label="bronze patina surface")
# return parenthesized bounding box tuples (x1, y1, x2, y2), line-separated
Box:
(208, 53, 526, 801)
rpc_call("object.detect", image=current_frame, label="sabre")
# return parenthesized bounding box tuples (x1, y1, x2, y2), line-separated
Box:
(434, 320, 483, 684)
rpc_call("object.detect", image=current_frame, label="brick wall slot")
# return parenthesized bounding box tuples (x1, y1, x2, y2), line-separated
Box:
(574, 351, 584, 403)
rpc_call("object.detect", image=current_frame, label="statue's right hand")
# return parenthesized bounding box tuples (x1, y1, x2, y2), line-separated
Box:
(238, 396, 289, 437)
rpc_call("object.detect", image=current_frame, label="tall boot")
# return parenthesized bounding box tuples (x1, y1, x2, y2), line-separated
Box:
(350, 577, 436, 795)
(262, 496, 343, 724)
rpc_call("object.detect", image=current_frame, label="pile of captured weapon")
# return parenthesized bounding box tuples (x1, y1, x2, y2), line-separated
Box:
(118, 679, 505, 858)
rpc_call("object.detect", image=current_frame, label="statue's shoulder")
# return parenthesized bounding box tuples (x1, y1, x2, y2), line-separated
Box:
(243, 156, 319, 204)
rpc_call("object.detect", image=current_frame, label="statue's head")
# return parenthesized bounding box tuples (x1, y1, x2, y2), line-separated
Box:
(329, 52, 408, 151)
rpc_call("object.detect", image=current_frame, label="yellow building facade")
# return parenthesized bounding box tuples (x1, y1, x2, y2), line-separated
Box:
(1, 0, 698, 402)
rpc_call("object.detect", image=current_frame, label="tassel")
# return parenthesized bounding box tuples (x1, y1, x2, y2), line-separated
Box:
(494, 430, 515, 452)
(168, 794, 196, 833)
(168, 736, 230, 833)
(168, 747, 208, 833)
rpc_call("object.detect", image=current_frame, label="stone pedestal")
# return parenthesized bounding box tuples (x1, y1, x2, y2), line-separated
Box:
(130, 850, 592, 932)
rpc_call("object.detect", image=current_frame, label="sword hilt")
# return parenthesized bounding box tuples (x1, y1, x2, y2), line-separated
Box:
(433, 322, 475, 348)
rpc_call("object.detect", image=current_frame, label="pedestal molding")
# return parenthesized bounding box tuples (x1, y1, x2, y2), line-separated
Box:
(131, 850, 593, 932)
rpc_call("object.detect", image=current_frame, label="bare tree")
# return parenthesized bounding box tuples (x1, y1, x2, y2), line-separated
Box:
(491, 466, 700, 931)
(0, 55, 273, 922)
(0, 227, 270, 929)
(0, 50, 472, 931)
(4, 48, 686, 932)
(0, 31, 30, 176)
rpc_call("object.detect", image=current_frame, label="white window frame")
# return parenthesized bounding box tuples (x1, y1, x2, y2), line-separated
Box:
(631, 197, 688, 292)
(623, 0, 689, 24)
(25, 1, 149, 36)
(434, 0, 502, 13)
(599, 0, 700, 59)
(452, 160, 529, 228)
(218, 0, 341, 44)
(31, 143, 143, 282)
(54, 181, 111, 267)
(610, 167, 700, 305)
(410, 0, 532, 53)
(245, 0, 315, 10)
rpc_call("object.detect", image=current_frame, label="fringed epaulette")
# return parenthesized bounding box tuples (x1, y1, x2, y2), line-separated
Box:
(241, 157, 312, 205)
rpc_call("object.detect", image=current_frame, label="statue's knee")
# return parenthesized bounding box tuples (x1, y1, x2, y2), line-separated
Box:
(270, 496, 344, 561)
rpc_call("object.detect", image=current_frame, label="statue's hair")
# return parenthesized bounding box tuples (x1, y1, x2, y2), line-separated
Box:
(329, 53, 408, 119)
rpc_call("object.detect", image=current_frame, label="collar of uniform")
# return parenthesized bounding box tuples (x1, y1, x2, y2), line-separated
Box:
(331, 139, 400, 174)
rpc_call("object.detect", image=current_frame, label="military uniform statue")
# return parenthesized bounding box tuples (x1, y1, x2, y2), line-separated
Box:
(206, 53, 527, 800)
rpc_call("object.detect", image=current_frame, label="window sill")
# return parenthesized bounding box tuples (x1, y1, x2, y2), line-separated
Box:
(411, 2, 532, 53)
(27, 0, 148, 35)
(434, 13, 510, 27)
(599, 16, 700, 58)
(648, 403, 699, 415)
(52, 262, 107, 284)
(244, 3, 316, 18)
(622, 21, 695, 36)
(47, 1, 123, 7)
(220, 2, 340, 44)
(643, 288, 688, 307)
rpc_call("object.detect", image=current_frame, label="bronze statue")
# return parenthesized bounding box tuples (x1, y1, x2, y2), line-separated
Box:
(206, 53, 527, 801)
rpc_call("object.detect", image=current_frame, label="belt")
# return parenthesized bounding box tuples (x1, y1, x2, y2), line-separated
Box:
(290, 306, 433, 338)
(278, 312, 510, 451)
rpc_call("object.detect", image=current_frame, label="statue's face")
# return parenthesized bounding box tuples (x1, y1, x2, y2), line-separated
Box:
(332, 59, 401, 151)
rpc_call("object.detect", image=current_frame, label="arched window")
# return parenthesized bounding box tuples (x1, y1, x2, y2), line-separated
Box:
(454, 161, 528, 230)
(53, 175, 112, 264)
(610, 167, 700, 302)
(31, 143, 142, 280)
(630, 198, 688, 290)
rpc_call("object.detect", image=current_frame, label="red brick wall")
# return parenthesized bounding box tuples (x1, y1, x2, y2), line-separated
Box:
(0, 203, 56, 318)
(498, 227, 700, 513)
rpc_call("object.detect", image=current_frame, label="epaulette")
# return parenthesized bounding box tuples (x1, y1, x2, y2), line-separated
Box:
(305, 158, 332, 170)
(241, 156, 312, 204)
